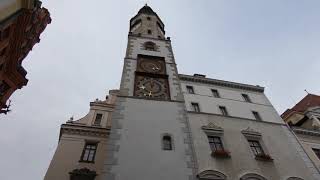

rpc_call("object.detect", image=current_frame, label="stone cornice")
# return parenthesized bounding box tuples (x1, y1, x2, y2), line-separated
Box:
(292, 127, 320, 137)
(59, 124, 110, 140)
(179, 74, 264, 93)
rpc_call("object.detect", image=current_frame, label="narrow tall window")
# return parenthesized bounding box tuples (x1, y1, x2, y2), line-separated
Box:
(211, 89, 220, 98)
(162, 135, 172, 150)
(312, 148, 320, 160)
(242, 94, 251, 102)
(191, 103, 200, 112)
(248, 140, 264, 155)
(186, 86, 194, 94)
(252, 111, 262, 121)
(93, 113, 103, 125)
(208, 136, 224, 151)
(80, 142, 98, 163)
(147, 29, 152, 34)
(219, 106, 228, 116)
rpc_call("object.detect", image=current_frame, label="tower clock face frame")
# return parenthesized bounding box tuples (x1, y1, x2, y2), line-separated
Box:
(134, 75, 170, 100)
(136, 55, 166, 74)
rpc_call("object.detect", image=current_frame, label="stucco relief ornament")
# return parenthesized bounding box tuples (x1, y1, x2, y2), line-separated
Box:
(241, 127, 261, 137)
(67, 116, 74, 123)
(201, 122, 223, 131)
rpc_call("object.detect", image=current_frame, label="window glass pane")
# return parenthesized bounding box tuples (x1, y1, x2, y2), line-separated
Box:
(242, 94, 251, 102)
(94, 114, 102, 125)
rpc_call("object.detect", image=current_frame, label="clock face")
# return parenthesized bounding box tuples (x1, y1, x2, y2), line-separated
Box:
(135, 75, 169, 99)
(137, 58, 165, 74)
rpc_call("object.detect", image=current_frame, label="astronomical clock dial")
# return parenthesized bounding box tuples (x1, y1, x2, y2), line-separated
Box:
(135, 76, 169, 99)
(137, 58, 165, 74)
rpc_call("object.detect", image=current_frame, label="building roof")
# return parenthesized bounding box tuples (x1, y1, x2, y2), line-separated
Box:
(138, 4, 156, 15)
(281, 94, 320, 119)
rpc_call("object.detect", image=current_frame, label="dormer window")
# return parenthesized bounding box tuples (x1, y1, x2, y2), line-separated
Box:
(144, 41, 156, 51)
(93, 113, 102, 125)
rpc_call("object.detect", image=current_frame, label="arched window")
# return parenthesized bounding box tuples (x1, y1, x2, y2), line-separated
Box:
(287, 177, 304, 180)
(240, 173, 267, 180)
(144, 41, 156, 51)
(197, 170, 227, 180)
(162, 135, 172, 150)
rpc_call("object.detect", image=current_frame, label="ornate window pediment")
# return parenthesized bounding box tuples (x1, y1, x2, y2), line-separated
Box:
(202, 122, 223, 135)
(197, 170, 227, 180)
(69, 168, 97, 180)
(240, 173, 267, 180)
(241, 127, 261, 139)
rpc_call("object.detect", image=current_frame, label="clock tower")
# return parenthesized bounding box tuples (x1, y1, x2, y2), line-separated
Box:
(102, 5, 197, 180)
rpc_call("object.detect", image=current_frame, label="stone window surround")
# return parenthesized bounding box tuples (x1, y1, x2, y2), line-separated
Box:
(161, 133, 174, 151)
(241, 128, 272, 160)
(201, 122, 230, 154)
(79, 140, 100, 163)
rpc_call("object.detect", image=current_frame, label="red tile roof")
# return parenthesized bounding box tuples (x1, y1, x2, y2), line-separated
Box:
(281, 94, 320, 119)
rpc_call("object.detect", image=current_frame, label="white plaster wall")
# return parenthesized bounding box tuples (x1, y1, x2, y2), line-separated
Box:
(110, 98, 192, 180)
(181, 81, 284, 124)
(188, 113, 315, 180)
(297, 134, 320, 171)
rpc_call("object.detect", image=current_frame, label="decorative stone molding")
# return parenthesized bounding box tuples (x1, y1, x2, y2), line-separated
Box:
(179, 74, 264, 93)
(287, 177, 304, 180)
(197, 169, 227, 180)
(202, 122, 223, 135)
(60, 124, 110, 139)
(240, 173, 267, 180)
(241, 127, 262, 139)
(292, 127, 320, 137)
(69, 168, 97, 180)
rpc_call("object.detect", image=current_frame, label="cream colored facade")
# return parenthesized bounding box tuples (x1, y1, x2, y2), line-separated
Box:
(180, 74, 320, 180)
(282, 95, 320, 173)
(44, 90, 118, 180)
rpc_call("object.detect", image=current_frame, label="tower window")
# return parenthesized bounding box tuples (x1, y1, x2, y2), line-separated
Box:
(219, 106, 228, 116)
(312, 148, 320, 160)
(248, 140, 264, 156)
(162, 135, 172, 150)
(242, 94, 251, 102)
(211, 89, 220, 98)
(144, 41, 156, 51)
(147, 16, 151, 20)
(93, 113, 103, 125)
(147, 29, 152, 34)
(186, 86, 194, 94)
(80, 142, 98, 163)
(252, 111, 262, 121)
(191, 102, 200, 112)
(208, 136, 224, 151)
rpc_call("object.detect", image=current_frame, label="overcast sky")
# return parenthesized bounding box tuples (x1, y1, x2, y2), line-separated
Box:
(1, 0, 320, 179)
